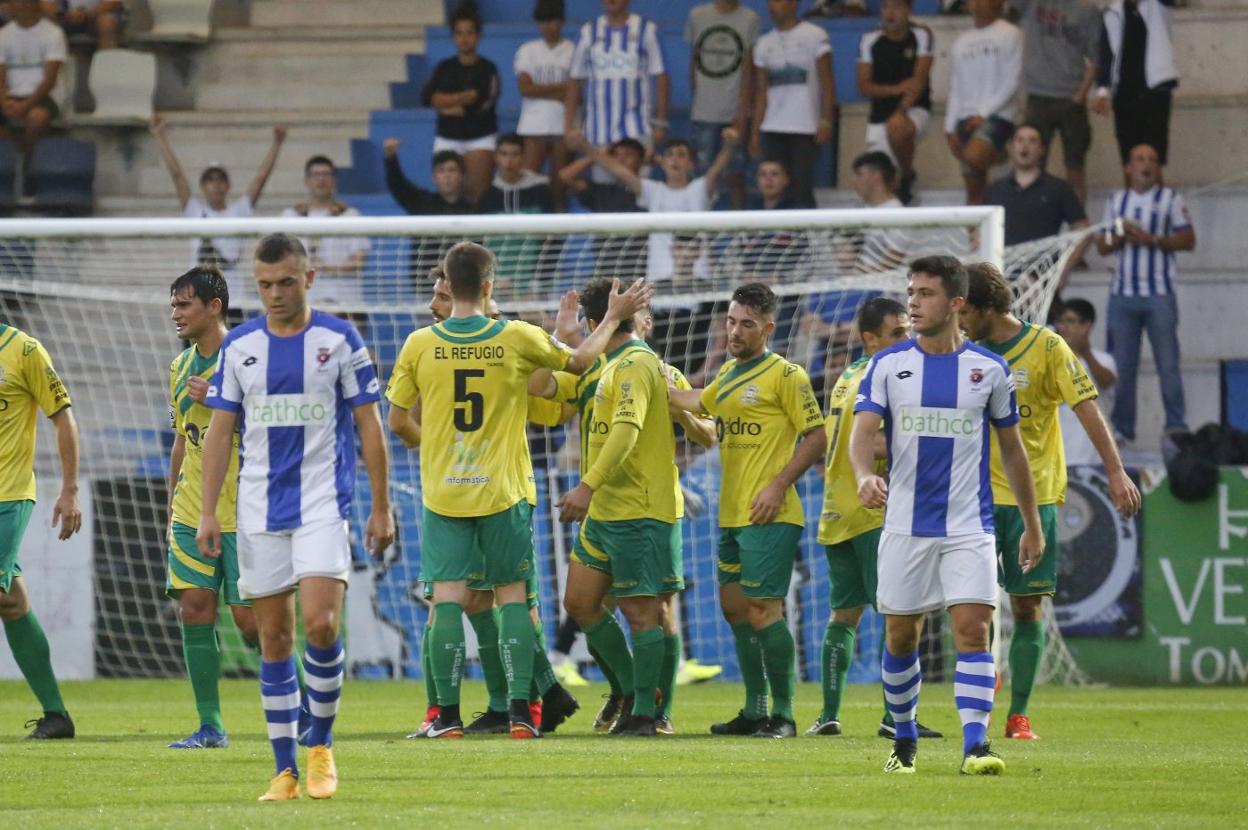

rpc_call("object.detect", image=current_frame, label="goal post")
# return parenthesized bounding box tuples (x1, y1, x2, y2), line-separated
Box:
(0, 206, 1088, 687)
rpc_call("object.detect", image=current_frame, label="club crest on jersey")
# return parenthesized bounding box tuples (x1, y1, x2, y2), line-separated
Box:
(0, 365, 5, 385)
(970, 367, 984, 384)
(741, 384, 759, 406)
(1012, 367, 1030, 389)
(316, 347, 331, 369)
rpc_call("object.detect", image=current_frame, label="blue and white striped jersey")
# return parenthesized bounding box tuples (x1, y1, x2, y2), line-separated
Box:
(1102, 185, 1192, 297)
(570, 13, 665, 145)
(207, 311, 381, 532)
(855, 339, 1018, 538)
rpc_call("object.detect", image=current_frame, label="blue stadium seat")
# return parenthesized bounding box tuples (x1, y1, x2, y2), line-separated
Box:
(29, 136, 96, 215)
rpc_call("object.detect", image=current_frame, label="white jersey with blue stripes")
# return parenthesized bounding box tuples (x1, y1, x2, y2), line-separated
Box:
(570, 13, 665, 146)
(854, 338, 1019, 538)
(207, 311, 381, 532)
(1102, 185, 1191, 298)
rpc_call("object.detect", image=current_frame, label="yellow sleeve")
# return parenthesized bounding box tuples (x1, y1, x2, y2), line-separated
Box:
(527, 394, 572, 427)
(23, 337, 70, 417)
(553, 370, 579, 405)
(780, 363, 825, 435)
(517, 320, 572, 372)
(699, 370, 720, 415)
(667, 363, 693, 392)
(168, 355, 182, 435)
(385, 333, 421, 410)
(1049, 335, 1098, 409)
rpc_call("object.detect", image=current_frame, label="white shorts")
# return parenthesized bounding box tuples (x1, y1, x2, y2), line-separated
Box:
(433, 134, 497, 155)
(876, 530, 997, 615)
(865, 108, 931, 159)
(237, 519, 352, 599)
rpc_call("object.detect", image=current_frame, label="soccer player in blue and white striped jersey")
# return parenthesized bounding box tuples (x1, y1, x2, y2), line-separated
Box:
(849, 255, 1043, 775)
(565, 0, 669, 153)
(1095, 142, 1196, 443)
(197, 233, 395, 801)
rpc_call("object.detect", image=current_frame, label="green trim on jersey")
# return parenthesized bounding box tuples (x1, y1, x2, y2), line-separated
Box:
(0, 326, 19, 354)
(715, 351, 782, 404)
(431, 316, 507, 344)
(982, 322, 1043, 363)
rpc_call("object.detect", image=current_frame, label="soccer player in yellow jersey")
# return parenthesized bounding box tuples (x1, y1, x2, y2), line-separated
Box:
(809, 297, 943, 740)
(960, 262, 1140, 740)
(0, 319, 82, 739)
(386, 242, 649, 738)
(669, 283, 826, 739)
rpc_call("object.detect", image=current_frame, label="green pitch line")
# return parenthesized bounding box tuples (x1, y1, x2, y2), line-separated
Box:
(0, 680, 1245, 828)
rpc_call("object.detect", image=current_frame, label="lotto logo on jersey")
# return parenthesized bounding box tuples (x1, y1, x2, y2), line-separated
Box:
(246, 393, 335, 427)
(896, 406, 980, 438)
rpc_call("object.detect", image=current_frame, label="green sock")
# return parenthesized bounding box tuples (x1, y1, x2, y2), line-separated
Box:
(421, 624, 437, 708)
(587, 642, 621, 695)
(468, 609, 508, 712)
(430, 602, 466, 706)
(180, 623, 224, 732)
(731, 622, 768, 719)
(658, 633, 680, 719)
(1009, 620, 1045, 716)
(629, 626, 664, 718)
(584, 611, 633, 692)
(498, 602, 535, 703)
(4, 611, 66, 716)
(821, 621, 854, 722)
(758, 620, 796, 721)
(532, 621, 557, 697)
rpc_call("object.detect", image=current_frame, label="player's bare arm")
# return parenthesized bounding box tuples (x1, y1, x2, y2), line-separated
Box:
(354, 401, 395, 557)
(1071, 399, 1141, 518)
(995, 423, 1045, 573)
(166, 433, 186, 545)
(50, 407, 82, 541)
(750, 427, 826, 525)
(387, 399, 422, 449)
(196, 408, 237, 559)
(850, 410, 888, 508)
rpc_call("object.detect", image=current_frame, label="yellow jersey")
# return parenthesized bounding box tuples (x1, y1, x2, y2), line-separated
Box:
(168, 346, 240, 530)
(981, 322, 1098, 506)
(701, 351, 824, 528)
(817, 356, 884, 545)
(386, 315, 571, 517)
(583, 341, 678, 524)
(0, 326, 70, 502)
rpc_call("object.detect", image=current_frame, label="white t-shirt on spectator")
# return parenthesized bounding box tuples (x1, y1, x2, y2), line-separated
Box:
(280, 204, 371, 306)
(944, 18, 1023, 132)
(515, 38, 574, 137)
(639, 178, 710, 306)
(184, 195, 254, 303)
(754, 21, 831, 136)
(1059, 349, 1117, 467)
(0, 18, 67, 98)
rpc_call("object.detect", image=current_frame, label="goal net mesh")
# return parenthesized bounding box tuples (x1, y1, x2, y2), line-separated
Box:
(0, 210, 1089, 688)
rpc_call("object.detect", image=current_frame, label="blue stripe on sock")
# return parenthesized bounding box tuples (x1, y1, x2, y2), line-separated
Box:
(883, 672, 921, 695)
(260, 658, 300, 775)
(306, 686, 337, 704)
(957, 651, 993, 663)
(304, 640, 342, 663)
(304, 640, 344, 748)
(887, 701, 916, 715)
(963, 722, 987, 755)
(953, 672, 996, 689)
(895, 721, 918, 740)
(881, 650, 919, 672)
(303, 660, 342, 680)
(955, 696, 994, 712)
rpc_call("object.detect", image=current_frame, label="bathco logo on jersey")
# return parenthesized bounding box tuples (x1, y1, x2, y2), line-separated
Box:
(895, 406, 981, 438)
(246, 394, 335, 427)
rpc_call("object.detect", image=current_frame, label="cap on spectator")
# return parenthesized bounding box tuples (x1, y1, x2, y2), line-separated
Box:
(534, 0, 565, 21)
(200, 163, 229, 184)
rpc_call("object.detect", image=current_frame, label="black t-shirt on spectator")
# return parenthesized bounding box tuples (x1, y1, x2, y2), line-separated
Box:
(985, 170, 1086, 245)
(385, 154, 476, 286)
(861, 26, 933, 124)
(420, 56, 499, 140)
(578, 181, 642, 213)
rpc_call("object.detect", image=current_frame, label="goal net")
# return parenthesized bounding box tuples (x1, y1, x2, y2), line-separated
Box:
(0, 208, 1089, 688)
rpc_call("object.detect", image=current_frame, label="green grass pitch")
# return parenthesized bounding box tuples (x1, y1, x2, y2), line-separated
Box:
(1, 679, 1245, 828)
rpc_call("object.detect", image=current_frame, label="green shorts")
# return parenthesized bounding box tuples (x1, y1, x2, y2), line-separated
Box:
(574, 516, 679, 598)
(0, 499, 34, 593)
(995, 503, 1060, 596)
(422, 501, 534, 587)
(667, 522, 686, 594)
(825, 526, 883, 610)
(717, 523, 802, 599)
(423, 566, 541, 610)
(165, 521, 250, 607)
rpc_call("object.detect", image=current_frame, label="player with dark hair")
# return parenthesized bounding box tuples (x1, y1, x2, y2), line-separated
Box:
(670, 282, 826, 738)
(960, 261, 1139, 741)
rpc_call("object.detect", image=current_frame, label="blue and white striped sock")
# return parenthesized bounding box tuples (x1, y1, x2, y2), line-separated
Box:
(304, 639, 345, 748)
(882, 649, 921, 741)
(954, 651, 995, 754)
(260, 657, 300, 776)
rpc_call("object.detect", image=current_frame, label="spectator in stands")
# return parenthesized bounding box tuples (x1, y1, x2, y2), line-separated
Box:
(857, 0, 932, 205)
(41, 0, 122, 49)
(685, 0, 760, 209)
(515, 0, 572, 211)
(479, 133, 555, 294)
(1095, 142, 1194, 443)
(944, 0, 1022, 205)
(1055, 297, 1118, 466)
(382, 138, 475, 289)
(749, 157, 799, 210)
(0, 0, 65, 180)
(850, 150, 901, 209)
(750, 0, 835, 208)
(149, 114, 286, 310)
(558, 136, 646, 282)
(281, 156, 370, 308)
(984, 124, 1087, 246)
(1012, 0, 1100, 206)
(422, 1, 499, 203)
(566, 0, 669, 172)
(1093, 0, 1178, 168)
